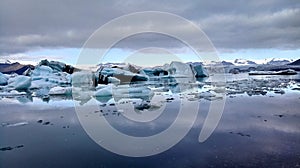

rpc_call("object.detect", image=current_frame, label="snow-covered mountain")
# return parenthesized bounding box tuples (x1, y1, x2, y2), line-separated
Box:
(260, 58, 293, 65)
(0, 59, 11, 64)
(233, 59, 257, 65)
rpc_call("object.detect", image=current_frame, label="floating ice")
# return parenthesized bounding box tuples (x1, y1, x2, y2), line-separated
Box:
(0, 72, 8, 86)
(167, 61, 194, 78)
(0, 90, 27, 96)
(32, 65, 53, 76)
(49, 86, 72, 95)
(191, 64, 209, 77)
(94, 84, 113, 97)
(94, 85, 154, 101)
(72, 71, 95, 87)
(108, 77, 121, 85)
(7, 75, 31, 90)
(3, 121, 29, 127)
(198, 91, 216, 98)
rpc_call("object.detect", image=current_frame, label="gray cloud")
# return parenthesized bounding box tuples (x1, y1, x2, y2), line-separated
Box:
(0, 0, 299, 55)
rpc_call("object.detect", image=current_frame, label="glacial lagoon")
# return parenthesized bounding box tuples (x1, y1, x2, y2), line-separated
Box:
(0, 73, 300, 168)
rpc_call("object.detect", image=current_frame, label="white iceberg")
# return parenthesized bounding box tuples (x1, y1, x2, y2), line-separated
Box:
(167, 61, 194, 77)
(4, 121, 29, 127)
(94, 85, 154, 100)
(0, 90, 27, 96)
(49, 86, 72, 95)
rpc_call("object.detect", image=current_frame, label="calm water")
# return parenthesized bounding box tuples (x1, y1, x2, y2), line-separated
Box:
(0, 74, 300, 168)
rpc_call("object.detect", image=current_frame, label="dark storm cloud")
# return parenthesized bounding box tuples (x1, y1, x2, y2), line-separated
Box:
(0, 0, 299, 55)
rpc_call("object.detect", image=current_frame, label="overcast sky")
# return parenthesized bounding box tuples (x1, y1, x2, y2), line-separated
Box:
(0, 0, 299, 64)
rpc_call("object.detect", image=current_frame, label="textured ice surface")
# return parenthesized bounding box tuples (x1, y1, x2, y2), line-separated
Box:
(49, 86, 72, 95)
(0, 72, 8, 85)
(7, 75, 31, 90)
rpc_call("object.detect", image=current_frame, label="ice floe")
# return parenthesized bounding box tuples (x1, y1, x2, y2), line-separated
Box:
(49, 86, 72, 95)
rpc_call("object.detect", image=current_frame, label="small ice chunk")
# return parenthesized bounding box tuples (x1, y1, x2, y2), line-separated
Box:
(49, 86, 72, 95)
(94, 84, 113, 97)
(108, 77, 120, 85)
(198, 91, 216, 98)
(5, 121, 29, 127)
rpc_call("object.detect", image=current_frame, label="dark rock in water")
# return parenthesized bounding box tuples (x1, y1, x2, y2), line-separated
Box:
(0, 146, 13, 151)
(229, 131, 251, 137)
(99, 104, 106, 107)
(42, 121, 50, 125)
(166, 97, 174, 101)
(274, 114, 284, 118)
(37, 120, 43, 123)
(236, 132, 251, 137)
(0, 145, 24, 151)
(15, 145, 24, 148)
(0, 62, 34, 75)
(135, 103, 151, 111)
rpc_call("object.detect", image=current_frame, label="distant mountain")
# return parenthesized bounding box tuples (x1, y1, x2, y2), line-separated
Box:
(0, 62, 34, 75)
(233, 59, 256, 65)
(288, 59, 300, 65)
(221, 61, 234, 66)
(266, 58, 291, 65)
(0, 59, 11, 64)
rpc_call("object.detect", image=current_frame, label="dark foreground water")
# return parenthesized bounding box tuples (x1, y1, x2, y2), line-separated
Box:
(0, 74, 300, 168)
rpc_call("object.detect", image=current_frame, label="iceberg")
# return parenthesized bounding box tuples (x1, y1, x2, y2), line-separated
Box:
(4, 121, 29, 127)
(30, 65, 71, 90)
(167, 61, 194, 77)
(140, 68, 168, 77)
(0, 90, 27, 96)
(7, 75, 31, 90)
(94, 85, 154, 101)
(108, 77, 121, 85)
(94, 84, 113, 97)
(32, 65, 53, 76)
(249, 69, 297, 75)
(97, 67, 148, 84)
(191, 64, 209, 77)
(72, 71, 96, 87)
(163, 61, 208, 78)
(0, 72, 8, 86)
(38, 59, 75, 74)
